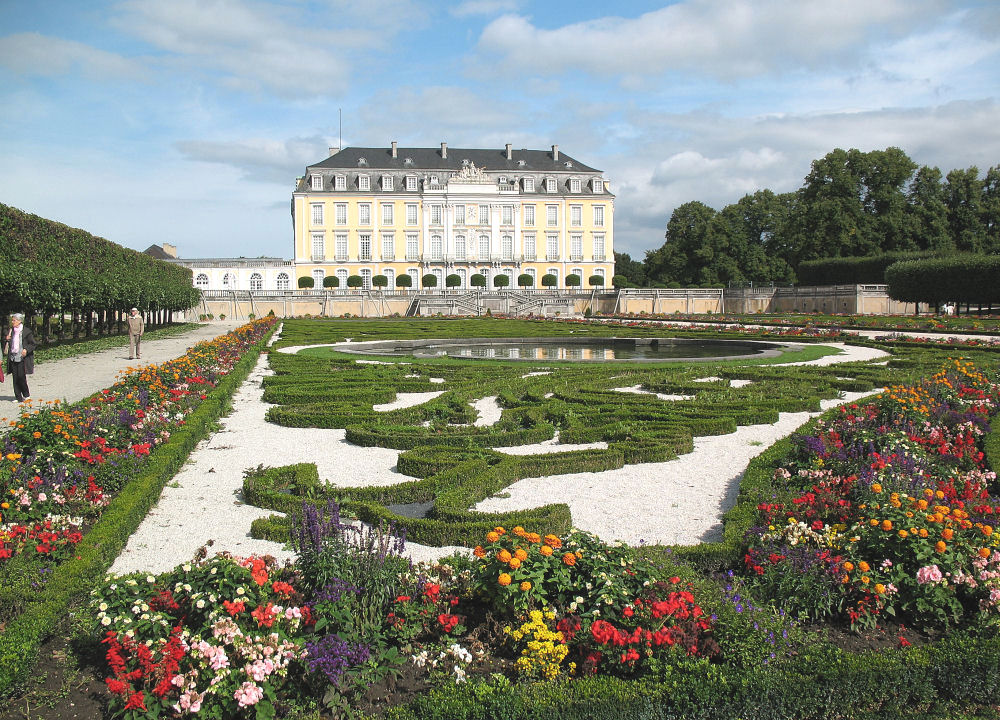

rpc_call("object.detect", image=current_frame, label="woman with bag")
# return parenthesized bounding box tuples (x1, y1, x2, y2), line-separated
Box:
(4, 313, 35, 402)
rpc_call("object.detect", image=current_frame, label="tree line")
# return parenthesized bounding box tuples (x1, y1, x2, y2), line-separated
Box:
(0, 203, 200, 342)
(614, 147, 999, 288)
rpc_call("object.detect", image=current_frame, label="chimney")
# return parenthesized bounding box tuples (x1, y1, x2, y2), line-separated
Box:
(328, 147, 337, 157)
(505, 143, 512, 160)
(552, 144, 559, 162)
(391, 141, 398, 158)
(161, 242, 177, 258)
(440, 142, 448, 159)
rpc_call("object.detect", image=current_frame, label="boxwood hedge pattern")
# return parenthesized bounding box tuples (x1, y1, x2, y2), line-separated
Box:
(246, 318, 997, 552)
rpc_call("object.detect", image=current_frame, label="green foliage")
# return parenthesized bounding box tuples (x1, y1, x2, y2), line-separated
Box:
(470, 274, 487, 288)
(372, 274, 389, 288)
(493, 274, 511, 288)
(541, 274, 557, 288)
(886, 254, 1000, 306)
(347, 275, 364, 288)
(588, 275, 605, 287)
(517, 273, 534, 288)
(396, 273, 413, 288)
(797, 251, 937, 286)
(565, 274, 581, 287)
(423, 273, 438, 288)
(446, 274, 462, 288)
(323, 275, 340, 288)
(299, 276, 315, 288)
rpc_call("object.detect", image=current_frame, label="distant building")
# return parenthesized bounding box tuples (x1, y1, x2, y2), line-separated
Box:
(291, 143, 615, 290)
(144, 245, 295, 291)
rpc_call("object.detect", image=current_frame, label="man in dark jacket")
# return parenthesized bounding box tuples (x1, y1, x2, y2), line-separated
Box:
(5, 313, 36, 402)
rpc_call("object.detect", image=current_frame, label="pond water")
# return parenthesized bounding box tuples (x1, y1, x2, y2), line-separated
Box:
(336, 337, 784, 362)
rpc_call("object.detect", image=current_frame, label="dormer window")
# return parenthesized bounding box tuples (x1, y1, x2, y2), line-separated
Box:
(569, 178, 581, 193)
(405, 175, 417, 191)
(358, 157, 367, 166)
(498, 175, 507, 184)
(334, 175, 346, 191)
(382, 175, 393, 191)
(404, 157, 413, 165)
(592, 177, 603, 193)
(358, 174, 370, 191)
(428, 175, 439, 187)
(564, 161, 573, 169)
(545, 177, 556, 193)
(310, 174, 323, 190)
(522, 177, 535, 192)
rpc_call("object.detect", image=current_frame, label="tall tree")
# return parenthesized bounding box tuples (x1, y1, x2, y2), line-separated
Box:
(905, 166, 952, 252)
(980, 165, 1000, 254)
(646, 201, 717, 286)
(945, 166, 986, 252)
(612, 251, 647, 287)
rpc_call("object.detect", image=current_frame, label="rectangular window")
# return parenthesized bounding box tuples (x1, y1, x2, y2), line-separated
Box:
(430, 204, 442, 225)
(311, 203, 324, 225)
(359, 233, 372, 261)
(335, 234, 348, 261)
(570, 205, 582, 227)
(335, 175, 346, 191)
(570, 178, 581, 193)
(502, 235, 513, 260)
(406, 234, 419, 260)
(593, 234, 605, 261)
(571, 234, 582, 261)
(311, 233, 325, 260)
(381, 233, 395, 260)
(405, 175, 417, 191)
(501, 205, 513, 225)
(382, 175, 393, 191)
(430, 235, 443, 260)
(455, 236, 466, 259)
(454, 204, 465, 225)
(593, 205, 605, 227)
(335, 204, 347, 225)
(523, 205, 535, 227)
(479, 235, 490, 258)
(381, 203, 393, 225)
(523, 177, 534, 192)
(359, 203, 371, 225)
(546, 234, 559, 260)
(358, 175, 370, 191)
(592, 177, 603, 193)
(546, 178, 556, 193)
(546, 205, 558, 226)
(479, 204, 489, 224)
(310, 174, 323, 190)
(524, 233, 536, 260)
(406, 203, 417, 225)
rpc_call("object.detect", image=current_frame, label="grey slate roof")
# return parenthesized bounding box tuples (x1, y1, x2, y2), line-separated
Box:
(309, 146, 600, 174)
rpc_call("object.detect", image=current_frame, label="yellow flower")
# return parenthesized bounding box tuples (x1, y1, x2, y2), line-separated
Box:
(520, 581, 532, 592)
(539, 545, 553, 556)
(875, 583, 886, 595)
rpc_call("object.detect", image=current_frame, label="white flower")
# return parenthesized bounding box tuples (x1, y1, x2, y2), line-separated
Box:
(99, 603, 108, 611)
(101, 616, 112, 626)
(453, 665, 467, 684)
(146, 576, 155, 584)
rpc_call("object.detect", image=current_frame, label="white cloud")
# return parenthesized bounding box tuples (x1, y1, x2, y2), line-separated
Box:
(476, 0, 937, 80)
(0, 32, 141, 80)
(174, 136, 328, 183)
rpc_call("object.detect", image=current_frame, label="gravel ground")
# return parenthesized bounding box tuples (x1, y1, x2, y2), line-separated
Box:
(111, 332, 891, 573)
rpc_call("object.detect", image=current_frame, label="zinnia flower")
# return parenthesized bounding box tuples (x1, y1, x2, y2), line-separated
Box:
(498, 573, 512, 586)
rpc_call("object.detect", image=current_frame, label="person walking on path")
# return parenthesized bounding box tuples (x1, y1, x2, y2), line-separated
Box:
(127, 307, 145, 360)
(4, 313, 36, 402)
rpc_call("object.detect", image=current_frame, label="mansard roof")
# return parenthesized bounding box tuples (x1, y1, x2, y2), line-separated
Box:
(308, 146, 601, 174)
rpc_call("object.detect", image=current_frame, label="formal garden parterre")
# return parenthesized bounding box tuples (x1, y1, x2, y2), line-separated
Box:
(3, 316, 1000, 719)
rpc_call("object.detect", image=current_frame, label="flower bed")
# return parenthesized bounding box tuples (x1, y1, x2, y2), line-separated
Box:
(744, 357, 1000, 631)
(0, 318, 277, 695)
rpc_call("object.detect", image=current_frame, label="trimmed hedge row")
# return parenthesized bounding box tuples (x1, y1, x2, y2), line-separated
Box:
(796, 250, 937, 286)
(886, 254, 1000, 307)
(381, 631, 1000, 719)
(0, 324, 274, 697)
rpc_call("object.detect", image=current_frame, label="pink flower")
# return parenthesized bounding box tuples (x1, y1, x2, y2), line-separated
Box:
(234, 681, 264, 708)
(916, 565, 943, 584)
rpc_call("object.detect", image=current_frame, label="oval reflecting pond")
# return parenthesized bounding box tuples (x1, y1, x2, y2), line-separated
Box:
(335, 337, 785, 362)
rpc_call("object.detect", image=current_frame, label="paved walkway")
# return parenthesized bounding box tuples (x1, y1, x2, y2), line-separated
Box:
(0, 321, 242, 427)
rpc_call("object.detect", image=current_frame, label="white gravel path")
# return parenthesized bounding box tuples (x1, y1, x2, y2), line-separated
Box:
(109, 334, 891, 572)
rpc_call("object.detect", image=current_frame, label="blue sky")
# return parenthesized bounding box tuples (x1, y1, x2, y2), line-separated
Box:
(1, 0, 998, 260)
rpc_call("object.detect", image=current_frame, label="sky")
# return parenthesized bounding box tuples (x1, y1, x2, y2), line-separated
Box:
(1, 0, 998, 261)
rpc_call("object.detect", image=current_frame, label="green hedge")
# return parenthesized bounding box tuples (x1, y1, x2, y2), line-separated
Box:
(0, 326, 273, 696)
(796, 251, 936, 286)
(886, 254, 1000, 306)
(381, 632, 1000, 719)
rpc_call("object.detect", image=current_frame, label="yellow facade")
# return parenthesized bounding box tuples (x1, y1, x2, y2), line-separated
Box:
(292, 145, 614, 290)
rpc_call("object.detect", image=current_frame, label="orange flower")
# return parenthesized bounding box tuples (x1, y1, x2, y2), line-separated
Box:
(514, 548, 528, 561)
(919, 528, 928, 538)
(562, 552, 577, 566)
(473, 546, 486, 558)
(881, 520, 893, 532)
(539, 545, 553, 556)
(916, 499, 928, 510)
(841, 574, 850, 584)
(935, 490, 945, 500)
(941, 528, 954, 541)
(979, 547, 992, 559)
(486, 532, 500, 543)
(935, 541, 947, 553)
(869, 519, 879, 527)
(898, 530, 909, 539)
(498, 549, 512, 564)
(843, 561, 855, 572)
(871, 483, 883, 494)
(519, 581, 532, 592)
(983, 525, 993, 537)
(858, 561, 870, 573)
(508, 557, 522, 569)
(494, 526, 506, 535)
(543, 534, 562, 548)
(513, 526, 525, 537)
(498, 573, 512, 586)
(526, 533, 541, 544)
(861, 576, 870, 585)
(875, 583, 886, 595)
(32, 431, 41, 439)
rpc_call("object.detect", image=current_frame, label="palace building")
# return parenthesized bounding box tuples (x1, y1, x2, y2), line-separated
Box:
(291, 143, 614, 290)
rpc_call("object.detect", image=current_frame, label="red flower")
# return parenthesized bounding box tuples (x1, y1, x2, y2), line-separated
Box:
(438, 613, 459, 633)
(124, 692, 147, 711)
(105, 678, 129, 696)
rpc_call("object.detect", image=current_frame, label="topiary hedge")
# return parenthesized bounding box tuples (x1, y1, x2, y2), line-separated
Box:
(886, 254, 1000, 308)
